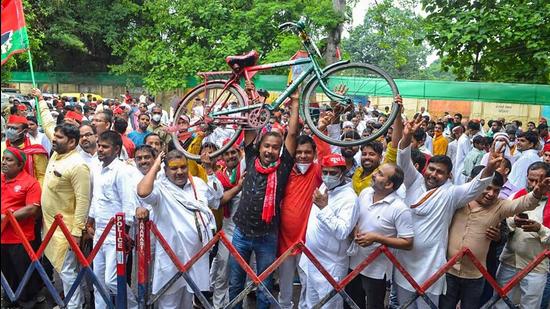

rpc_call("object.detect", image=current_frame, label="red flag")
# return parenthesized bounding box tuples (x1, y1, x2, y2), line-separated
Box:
(1, 0, 29, 65)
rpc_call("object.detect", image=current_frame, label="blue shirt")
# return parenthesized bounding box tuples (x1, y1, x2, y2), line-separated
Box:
(128, 130, 151, 147)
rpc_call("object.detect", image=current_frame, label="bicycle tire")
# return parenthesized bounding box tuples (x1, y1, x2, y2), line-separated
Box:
(301, 62, 400, 147)
(172, 80, 247, 161)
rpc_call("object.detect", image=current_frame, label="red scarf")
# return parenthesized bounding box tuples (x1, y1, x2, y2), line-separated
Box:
(512, 188, 550, 228)
(215, 164, 241, 218)
(254, 158, 280, 223)
(6, 137, 49, 178)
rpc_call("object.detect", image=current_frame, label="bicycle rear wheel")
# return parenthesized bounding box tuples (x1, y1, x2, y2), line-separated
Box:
(172, 80, 247, 161)
(301, 62, 399, 147)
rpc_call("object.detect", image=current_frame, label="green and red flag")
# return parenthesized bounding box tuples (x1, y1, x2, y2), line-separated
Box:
(1, 0, 29, 66)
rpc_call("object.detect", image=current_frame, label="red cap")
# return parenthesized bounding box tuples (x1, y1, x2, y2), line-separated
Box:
(16, 104, 27, 111)
(65, 111, 83, 123)
(7, 115, 28, 124)
(544, 143, 550, 153)
(321, 154, 346, 167)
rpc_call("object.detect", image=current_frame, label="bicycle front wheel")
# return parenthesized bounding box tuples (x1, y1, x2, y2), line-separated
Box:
(301, 62, 399, 147)
(172, 80, 247, 161)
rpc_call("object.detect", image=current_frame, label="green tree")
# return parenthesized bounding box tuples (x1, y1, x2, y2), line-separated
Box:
(109, 0, 344, 92)
(342, 0, 431, 79)
(421, 0, 550, 83)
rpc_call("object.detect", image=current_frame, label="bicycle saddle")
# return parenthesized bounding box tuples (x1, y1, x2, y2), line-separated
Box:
(226, 50, 259, 70)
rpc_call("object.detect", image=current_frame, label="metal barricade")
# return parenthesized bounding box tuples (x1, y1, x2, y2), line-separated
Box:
(2, 212, 549, 308)
(0, 211, 131, 309)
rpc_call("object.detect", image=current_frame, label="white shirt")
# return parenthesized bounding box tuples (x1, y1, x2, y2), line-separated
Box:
(299, 182, 359, 281)
(425, 133, 433, 154)
(77, 146, 99, 168)
(395, 144, 493, 294)
(349, 188, 414, 279)
(28, 131, 52, 153)
(453, 134, 472, 185)
(447, 140, 458, 168)
(139, 174, 213, 294)
(203, 126, 236, 149)
(508, 149, 542, 189)
(89, 159, 140, 244)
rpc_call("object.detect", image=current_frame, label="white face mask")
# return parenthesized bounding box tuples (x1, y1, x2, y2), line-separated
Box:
(494, 140, 509, 153)
(152, 114, 162, 122)
(322, 174, 342, 190)
(296, 163, 311, 174)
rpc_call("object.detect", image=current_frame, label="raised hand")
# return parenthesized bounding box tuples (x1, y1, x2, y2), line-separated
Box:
(486, 142, 505, 172)
(403, 114, 423, 137)
(533, 177, 550, 199)
(318, 111, 335, 131)
(313, 188, 328, 209)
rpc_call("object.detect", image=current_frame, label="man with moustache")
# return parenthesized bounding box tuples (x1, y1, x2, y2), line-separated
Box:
(87, 131, 139, 309)
(228, 89, 299, 309)
(394, 115, 499, 308)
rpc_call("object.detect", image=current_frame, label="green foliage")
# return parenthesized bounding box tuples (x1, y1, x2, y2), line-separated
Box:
(109, 0, 343, 92)
(421, 0, 550, 83)
(342, 0, 432, 79)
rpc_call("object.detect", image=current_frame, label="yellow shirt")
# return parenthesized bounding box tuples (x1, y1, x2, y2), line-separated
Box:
(41, 149, 91, 271)
(432, 134, 449, 156)
(352, 144, 397, 195)
(38, 99, 91, 271)
(186, 134, 208, 182)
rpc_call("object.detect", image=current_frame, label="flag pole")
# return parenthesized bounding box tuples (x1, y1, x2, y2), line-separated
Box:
(22, 25, 42, 125)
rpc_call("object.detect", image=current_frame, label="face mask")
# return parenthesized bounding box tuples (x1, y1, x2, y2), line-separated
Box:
(322, 174, 342, 190)
(152, 114, 162, 122)
(494, 141, 508, 153)
(5, 128, 23, 142)
(296, 163, 311, 174)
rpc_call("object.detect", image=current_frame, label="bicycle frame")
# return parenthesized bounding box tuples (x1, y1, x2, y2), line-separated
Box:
(209, 50, 350, 118)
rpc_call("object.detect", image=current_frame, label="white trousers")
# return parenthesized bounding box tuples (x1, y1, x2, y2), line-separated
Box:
(93, 243, 138, 309)
(395, 284, 439, 309)
(157, 289, 194, 309)
(302, 266, 345, 309)
(494, 263, 546, 309)
(59, 250, 84, 309)
(278, 255, 307, 309)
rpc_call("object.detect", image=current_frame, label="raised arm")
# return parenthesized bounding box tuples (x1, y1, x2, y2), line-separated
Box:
(284, 90, 300, 156)
(391, 96, 404, 150)
(31, 88, 56, 140)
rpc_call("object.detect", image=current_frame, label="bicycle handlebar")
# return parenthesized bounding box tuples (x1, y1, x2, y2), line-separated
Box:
(278, 17, 306, 32)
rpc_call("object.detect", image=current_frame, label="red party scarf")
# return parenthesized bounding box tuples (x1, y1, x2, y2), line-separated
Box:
(215, 164, 241, 218)
(512, 188, 550, 228)
(6, 137, 49, 178)
(254, 158, 281, 223)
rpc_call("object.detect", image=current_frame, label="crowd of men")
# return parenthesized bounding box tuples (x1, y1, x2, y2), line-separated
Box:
(1, 86, 550, 309)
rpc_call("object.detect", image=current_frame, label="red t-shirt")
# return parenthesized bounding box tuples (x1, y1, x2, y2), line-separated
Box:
(122, 135, 136, 158)
(278, 162, 322, 256)
(1, 171, 41, 244)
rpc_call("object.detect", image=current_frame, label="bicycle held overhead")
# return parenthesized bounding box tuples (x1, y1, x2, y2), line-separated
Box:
(172, 16, 400, 161)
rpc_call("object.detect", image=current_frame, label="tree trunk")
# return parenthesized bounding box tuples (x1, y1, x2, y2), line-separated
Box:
(324, 0, 346, 65)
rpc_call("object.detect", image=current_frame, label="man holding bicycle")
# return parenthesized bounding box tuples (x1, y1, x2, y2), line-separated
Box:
(228, 85, 300, 309)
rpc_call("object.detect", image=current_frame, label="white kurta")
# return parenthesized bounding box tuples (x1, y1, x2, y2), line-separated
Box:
(299, 182, 359, 308)
(139, 175, 213, 295)
(395, 144, 493, 295)
(452, 134, 472, 185)
(508, 149, 542, 189)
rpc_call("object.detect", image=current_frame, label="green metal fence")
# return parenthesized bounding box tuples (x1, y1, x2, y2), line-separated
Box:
(7, 71, 550, 105)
